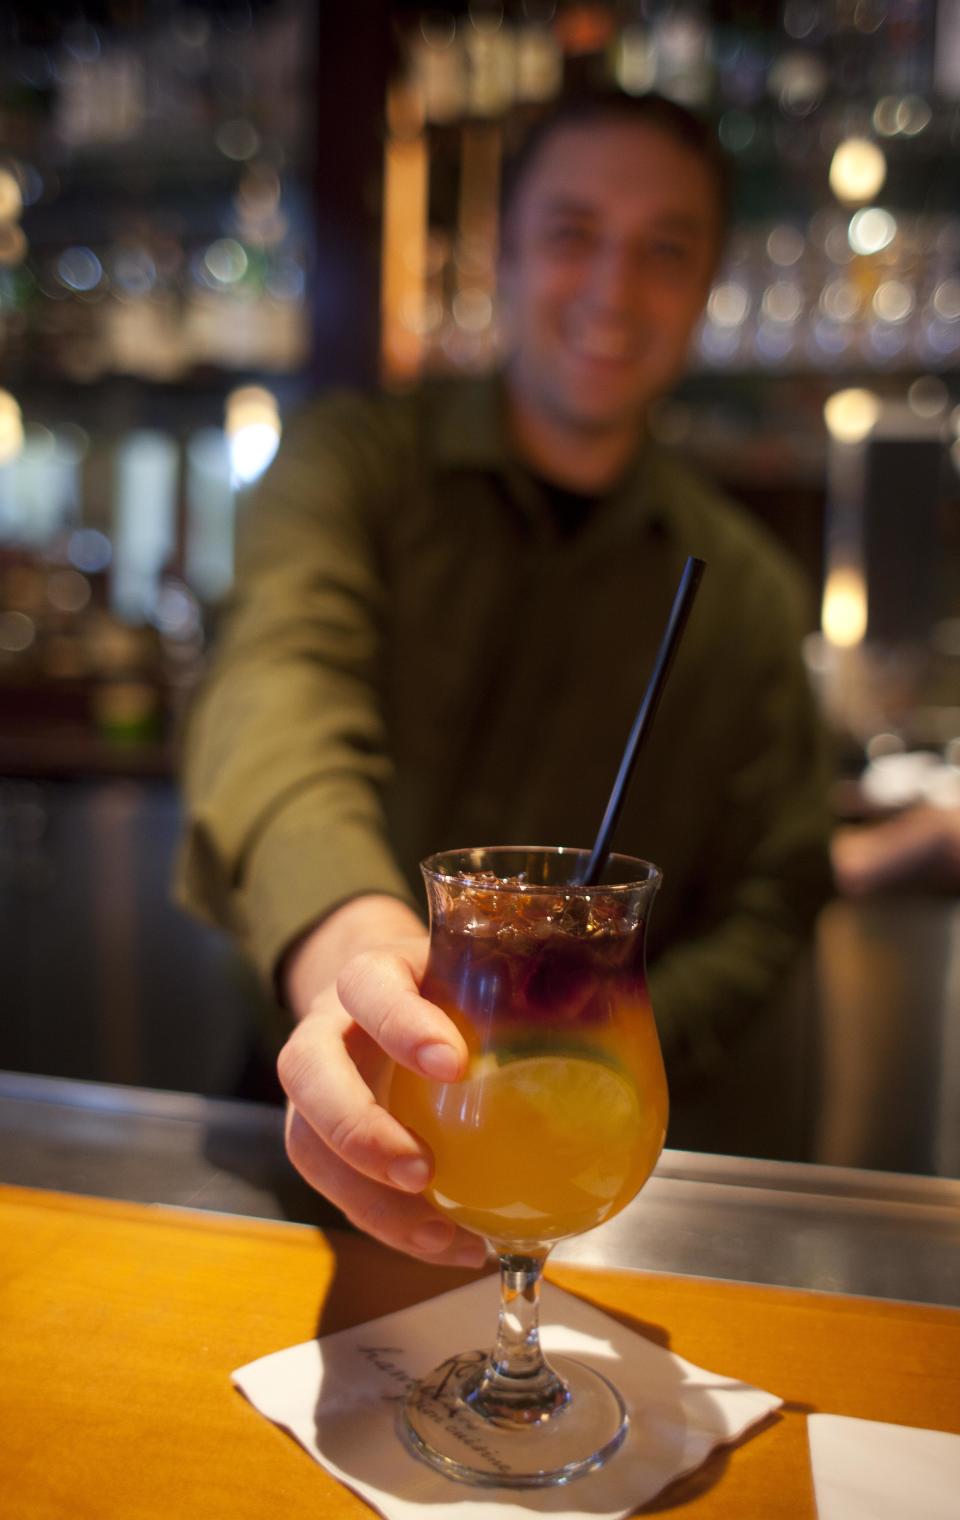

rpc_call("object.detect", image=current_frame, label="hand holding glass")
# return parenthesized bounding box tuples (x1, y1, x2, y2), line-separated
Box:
(388, 845, 666, 1487)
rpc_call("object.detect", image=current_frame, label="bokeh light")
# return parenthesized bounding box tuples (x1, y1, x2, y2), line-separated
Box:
(896, 95, 932, 136)
(0, 224, 27, 266)
(820, 278, 861, 322)
(907, 377, 949, 418)
(452, 289, 492, 332)
(265, 257, 305, 302)
(0, 389, 24, 465)
(848, 207, 896, 256)
(0, 610, 35, 653)
(47, 569, 92, 614)
(872, 96, 901, 136)
(111, 246, 157, 297)
(69, 528, 112, 574)
(707, 282, 750, 327)
(829, 138, 886, 204)
(204, 238, 248, 285)
(823, 388, 880, 444)
(225, 386, 281, 485)
(761, 281, 803, 324)
(766, 224, 805, 266)
(57, 246, 103, 292)
(822, 567, 867, 648)
(0, 168, 23, 222)
(932, 280, 960, 322)
(872, 281, 913, 324)
(215, 119, 261, 161)
(15, 162, 44, 207)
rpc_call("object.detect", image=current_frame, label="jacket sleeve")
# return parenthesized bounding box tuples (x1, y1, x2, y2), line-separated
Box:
(174, 395, 417, 988)
(647, 563, 835, 1087)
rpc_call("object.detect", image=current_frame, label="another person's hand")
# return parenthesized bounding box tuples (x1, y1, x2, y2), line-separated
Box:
(277, 895, 487, 1267)
(832, 806, 960, 896)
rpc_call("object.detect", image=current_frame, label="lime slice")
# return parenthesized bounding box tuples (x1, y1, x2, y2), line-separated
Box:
(466, 1054, 641, 1149)
(420, 1051, 656, 1239)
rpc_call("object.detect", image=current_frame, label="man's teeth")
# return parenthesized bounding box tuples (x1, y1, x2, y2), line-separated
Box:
(571, 332, 632, 360)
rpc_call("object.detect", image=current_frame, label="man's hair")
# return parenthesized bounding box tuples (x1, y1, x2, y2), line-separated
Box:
(500, 89, 732, 241)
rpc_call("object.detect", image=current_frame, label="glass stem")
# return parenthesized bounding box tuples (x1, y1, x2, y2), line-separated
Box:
(492, 1252, 549, 1380)
(465, 1251, 569, 1424)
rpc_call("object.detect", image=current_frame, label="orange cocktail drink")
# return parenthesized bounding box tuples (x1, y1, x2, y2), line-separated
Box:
(389, 848, 667, 1251)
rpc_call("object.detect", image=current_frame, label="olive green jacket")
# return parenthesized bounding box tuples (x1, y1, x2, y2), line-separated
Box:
(176, 373, 833, 1082)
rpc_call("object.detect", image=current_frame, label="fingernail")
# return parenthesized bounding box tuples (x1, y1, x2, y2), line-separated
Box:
(387, 1155, 431, 1191)
(410, 1218, 455, 1253)
(417, 1043, 461, 1080)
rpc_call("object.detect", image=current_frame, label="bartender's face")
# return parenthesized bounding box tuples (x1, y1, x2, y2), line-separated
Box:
(499, 117, 719, 440)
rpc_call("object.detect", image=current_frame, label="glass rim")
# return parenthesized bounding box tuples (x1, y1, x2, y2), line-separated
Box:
(420, 845, 662, 895)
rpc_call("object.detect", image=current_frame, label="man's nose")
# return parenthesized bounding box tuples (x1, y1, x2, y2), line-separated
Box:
(587, 241, 643, 313)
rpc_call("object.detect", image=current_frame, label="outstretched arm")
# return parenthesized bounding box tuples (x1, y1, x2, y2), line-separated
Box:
(176, 397, 483, 1264)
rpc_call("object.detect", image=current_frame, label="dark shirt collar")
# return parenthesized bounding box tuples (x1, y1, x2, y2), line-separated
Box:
(426, 369, 676, 542)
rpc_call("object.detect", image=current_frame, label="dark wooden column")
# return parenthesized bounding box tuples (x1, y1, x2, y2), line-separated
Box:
(310, 2, 397, 390)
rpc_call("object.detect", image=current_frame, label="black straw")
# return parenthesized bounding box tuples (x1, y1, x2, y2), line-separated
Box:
(581, 555, 706, 886)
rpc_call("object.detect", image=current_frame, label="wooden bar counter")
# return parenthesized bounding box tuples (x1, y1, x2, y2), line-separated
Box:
(2, 1074, 959, 1518)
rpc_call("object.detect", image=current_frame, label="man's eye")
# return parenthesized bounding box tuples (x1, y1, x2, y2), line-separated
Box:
(649, 241, 692, 266)
(545, 225, 593, 251)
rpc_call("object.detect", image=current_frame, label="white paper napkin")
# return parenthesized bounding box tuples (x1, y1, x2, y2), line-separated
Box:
(808, 1413, 960, 1520)
(232, 1276, 781, 1518)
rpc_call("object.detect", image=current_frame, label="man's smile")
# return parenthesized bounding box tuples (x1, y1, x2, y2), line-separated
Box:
(563, 323, 638, 365)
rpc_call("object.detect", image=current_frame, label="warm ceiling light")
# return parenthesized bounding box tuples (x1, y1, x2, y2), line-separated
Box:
(0, 388, 24, 465)
(823, 388, 880, 444)
(822, 567, 867, 648)
(0, 168, 23, 222)
(829, 137, 887, 205)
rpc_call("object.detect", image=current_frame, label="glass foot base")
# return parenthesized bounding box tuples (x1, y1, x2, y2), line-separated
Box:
(400, 1351, 628, 1489)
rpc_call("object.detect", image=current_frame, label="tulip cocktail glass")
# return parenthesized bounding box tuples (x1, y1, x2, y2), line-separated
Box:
(389, 845, 667, 1488)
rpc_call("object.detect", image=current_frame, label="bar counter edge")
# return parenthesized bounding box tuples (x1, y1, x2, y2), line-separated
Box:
(2, 1069, 958, 1310)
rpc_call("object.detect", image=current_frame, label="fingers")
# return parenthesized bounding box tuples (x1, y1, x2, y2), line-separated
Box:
(277, 1005, 429, 1190)
(336, 948, 468, 1079)
(278, 941, 479, 1267)
(286, 1109, 488, 1268)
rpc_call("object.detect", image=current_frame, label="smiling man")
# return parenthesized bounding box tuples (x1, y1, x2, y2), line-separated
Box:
(498, 97, 724, 491)
(177, 92, 833, 1266)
